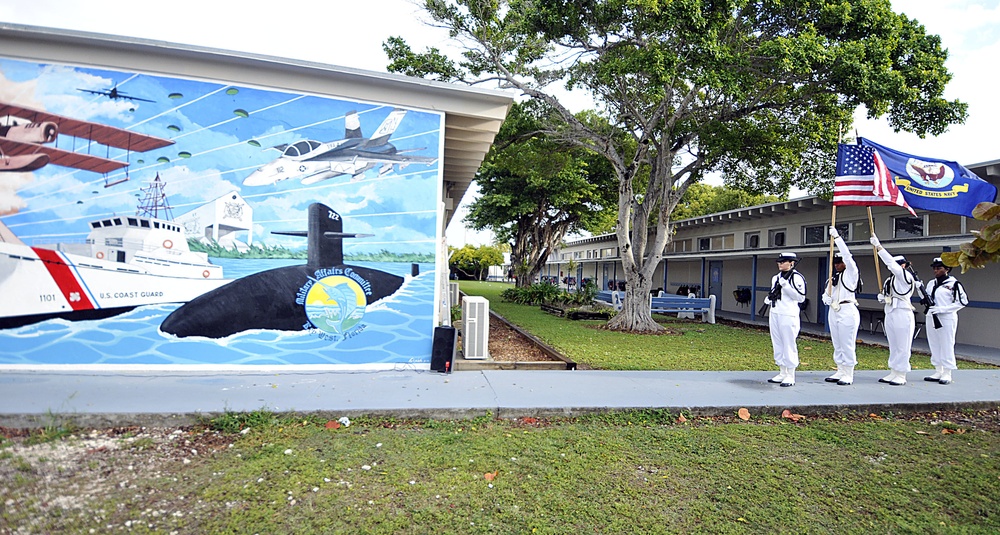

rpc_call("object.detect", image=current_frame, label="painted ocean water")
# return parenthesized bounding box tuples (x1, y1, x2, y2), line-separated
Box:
(0, 260, 436, 367)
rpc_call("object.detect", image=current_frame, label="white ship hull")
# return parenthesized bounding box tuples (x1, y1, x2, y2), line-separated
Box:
(0, 242, 230, 320)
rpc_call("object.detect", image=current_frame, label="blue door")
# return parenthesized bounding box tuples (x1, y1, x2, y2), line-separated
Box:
(709, 261, 723, 309)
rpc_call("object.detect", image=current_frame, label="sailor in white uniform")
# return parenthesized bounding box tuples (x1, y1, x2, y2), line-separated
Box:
(870, 234, 914, 385)
(821, 226, 861, 385)
(924, 257, 969, 385)
(764, 251, 807, 387)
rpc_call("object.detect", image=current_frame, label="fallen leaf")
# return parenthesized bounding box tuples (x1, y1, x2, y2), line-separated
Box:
(677, 414, 687, 423)
(738, 408, 750, 421)
(942, 429, 954, 435)
(484, 470, 498, 481)
(915, 431, 929, 435)
(780, 410, 805, 422)
(522, 417, 538, 425)
(869, 413, 882, 419)
(324, 420, 341, 429)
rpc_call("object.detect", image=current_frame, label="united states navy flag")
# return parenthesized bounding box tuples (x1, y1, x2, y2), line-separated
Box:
(859, 137, 997, 218)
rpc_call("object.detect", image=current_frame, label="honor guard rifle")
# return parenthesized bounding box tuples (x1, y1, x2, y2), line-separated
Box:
(908, 266, 942, 329)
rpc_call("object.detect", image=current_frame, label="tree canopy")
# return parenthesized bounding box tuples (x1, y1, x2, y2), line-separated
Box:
(449, 244, 504, 280)
(464, 101, 618, 286)
(388, 0, 966, 331)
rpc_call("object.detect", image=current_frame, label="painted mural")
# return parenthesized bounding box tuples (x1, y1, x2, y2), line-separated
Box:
(0, 58, 443, 367)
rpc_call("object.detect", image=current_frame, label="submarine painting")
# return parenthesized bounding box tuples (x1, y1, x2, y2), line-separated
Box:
(0, 56, 443, 369)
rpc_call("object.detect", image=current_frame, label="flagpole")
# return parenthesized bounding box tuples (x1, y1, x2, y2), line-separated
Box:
(828, 205, 836, 297)
(867, 207, 883, 288)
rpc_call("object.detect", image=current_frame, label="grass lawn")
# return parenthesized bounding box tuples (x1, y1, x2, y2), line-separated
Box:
(4, 411, 1000, 533)
(459, 281, 996, 372)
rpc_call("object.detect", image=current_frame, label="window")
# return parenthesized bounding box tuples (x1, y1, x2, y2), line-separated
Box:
(672, 239, 691, 253)
(745, 232, 760, 249)
(928, 213, 962, 236)
(803, 223, 850, 245)
(601, 247, 616, 258)
(769, 229, 786, 248)
(893, 216, 924, 238)
(711, 235, 734, 250)
(698, 238, 711, 251)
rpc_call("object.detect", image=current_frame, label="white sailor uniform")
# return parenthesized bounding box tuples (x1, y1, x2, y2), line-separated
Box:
(765, 269, 807, 385)
(823, 235, 861, 385)
(876, 247, 915, 385)
(925, 274, 968, 381)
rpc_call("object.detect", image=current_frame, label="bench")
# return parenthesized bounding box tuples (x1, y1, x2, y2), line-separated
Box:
(595, 290, 622, 309)
(650, 294, 716, 324)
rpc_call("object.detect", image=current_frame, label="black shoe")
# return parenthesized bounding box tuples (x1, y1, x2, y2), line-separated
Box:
(924, 376, 941, 382)
(824, 377, 840, 383)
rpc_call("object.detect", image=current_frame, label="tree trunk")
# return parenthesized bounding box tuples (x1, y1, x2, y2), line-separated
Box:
(607, 271, 663, 332)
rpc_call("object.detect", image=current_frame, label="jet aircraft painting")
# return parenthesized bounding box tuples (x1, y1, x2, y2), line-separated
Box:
(0, 101, 173, 174)
(242, 108, 437, 186)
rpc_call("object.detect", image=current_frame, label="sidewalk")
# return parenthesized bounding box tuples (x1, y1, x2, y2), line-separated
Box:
(2, 368, 999, 429)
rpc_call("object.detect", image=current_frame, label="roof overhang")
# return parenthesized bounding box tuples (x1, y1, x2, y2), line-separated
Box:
(0, 23, 514, 228)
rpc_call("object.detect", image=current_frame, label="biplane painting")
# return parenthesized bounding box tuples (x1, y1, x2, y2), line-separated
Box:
(0, 58, 443, 368)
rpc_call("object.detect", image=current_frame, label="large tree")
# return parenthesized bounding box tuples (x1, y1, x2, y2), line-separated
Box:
(388, 0, 966, 331)
(465, 101, 618, 288)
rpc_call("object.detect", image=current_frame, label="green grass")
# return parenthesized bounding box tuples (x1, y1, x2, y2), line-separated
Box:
(460, 281, 996, 371)
(5, 412, 999, 533)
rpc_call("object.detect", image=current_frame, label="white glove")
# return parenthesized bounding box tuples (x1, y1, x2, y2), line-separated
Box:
(822, 294, 833, 305)
(763, 297, 771, 306)
(877, 294, 885, 304)
(829, 226, 839, 238)
(870, 235, 880, 247)
(927, 306, 937, 315)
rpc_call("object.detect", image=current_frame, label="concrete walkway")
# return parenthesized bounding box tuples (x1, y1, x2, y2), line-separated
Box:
(3, 310, 998, 429)
(2, 368, 999, 428)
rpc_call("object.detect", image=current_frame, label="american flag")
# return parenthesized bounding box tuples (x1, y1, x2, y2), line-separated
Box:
(834, 144, 915, 216)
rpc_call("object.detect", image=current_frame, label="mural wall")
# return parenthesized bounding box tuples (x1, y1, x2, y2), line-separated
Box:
(0, 58, 443, 368)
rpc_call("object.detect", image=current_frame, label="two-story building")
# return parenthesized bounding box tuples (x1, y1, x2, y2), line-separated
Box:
(543, 160, 1000, 352)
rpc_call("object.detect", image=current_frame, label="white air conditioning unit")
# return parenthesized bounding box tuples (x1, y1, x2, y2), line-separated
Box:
(449, 282, 460, 308)
(461, 296, 490, 360)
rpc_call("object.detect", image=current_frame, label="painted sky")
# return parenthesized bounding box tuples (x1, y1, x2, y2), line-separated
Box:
(0, 59, 443, 255)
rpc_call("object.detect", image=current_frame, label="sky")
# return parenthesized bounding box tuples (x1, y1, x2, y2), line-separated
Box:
(2, 0, 998, 246)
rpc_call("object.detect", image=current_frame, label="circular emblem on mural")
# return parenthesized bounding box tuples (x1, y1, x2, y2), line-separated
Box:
(905, 158, 954, 189)
(304, 275, 367, 335)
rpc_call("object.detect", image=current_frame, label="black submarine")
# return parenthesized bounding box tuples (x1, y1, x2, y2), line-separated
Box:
(160, 203, 408, 338)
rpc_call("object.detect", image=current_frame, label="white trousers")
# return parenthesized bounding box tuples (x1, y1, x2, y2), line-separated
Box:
(769, 312, 800, 368)
(884, 308, 914, 372)
(926, 312, 958, 370)
(827, 304, 860, 367)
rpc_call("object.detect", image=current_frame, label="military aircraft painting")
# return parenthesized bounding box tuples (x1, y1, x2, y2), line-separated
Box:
(77, 85, 156, 103)
(0, 101, 173, 178)
(242, 108, 437, 186)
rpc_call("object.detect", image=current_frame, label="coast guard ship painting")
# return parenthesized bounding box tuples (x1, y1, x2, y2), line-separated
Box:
(0, 174, 228, 328)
